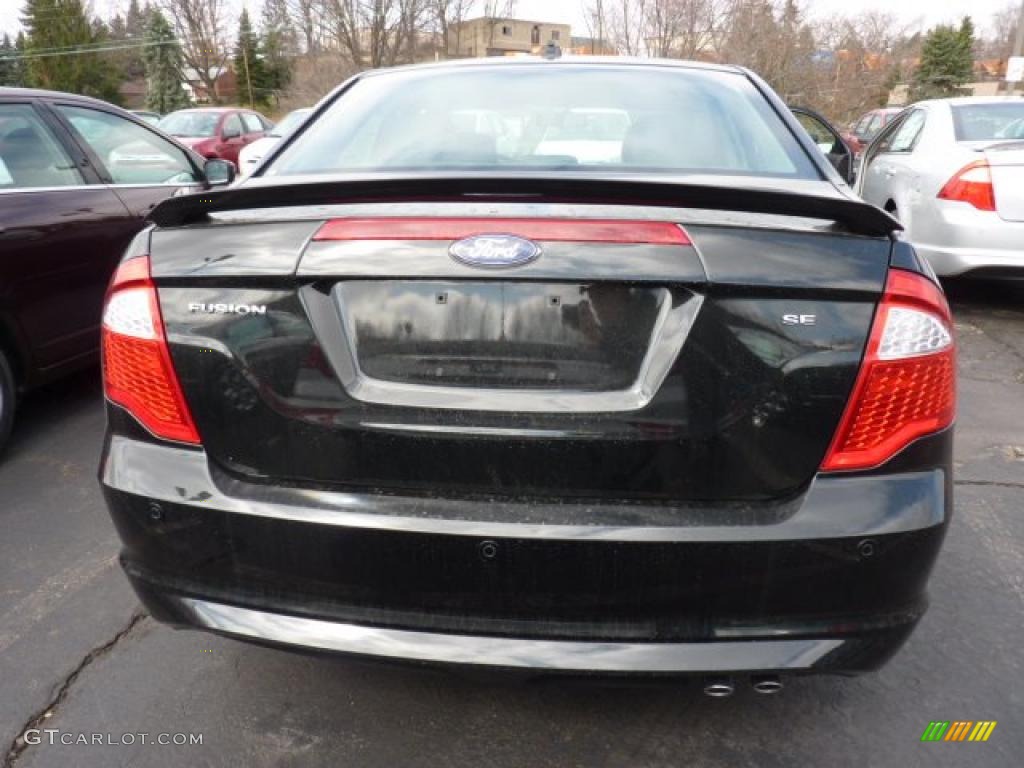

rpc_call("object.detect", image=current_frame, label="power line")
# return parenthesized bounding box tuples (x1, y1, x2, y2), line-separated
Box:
(0, 35, 150, 56)
(0, 39, 181, 61)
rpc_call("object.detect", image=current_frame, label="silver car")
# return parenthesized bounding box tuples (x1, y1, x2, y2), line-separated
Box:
(857, 97, 1024, 277)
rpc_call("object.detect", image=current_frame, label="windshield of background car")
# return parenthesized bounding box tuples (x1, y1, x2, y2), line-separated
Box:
(265, 65, 819, 178)
(952, 103, 1024, 141)
(270, 109, 311, 137)
(158, 112, 219, 137)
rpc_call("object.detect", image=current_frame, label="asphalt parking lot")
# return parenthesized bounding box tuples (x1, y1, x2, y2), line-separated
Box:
(1, 278, 1022, 768)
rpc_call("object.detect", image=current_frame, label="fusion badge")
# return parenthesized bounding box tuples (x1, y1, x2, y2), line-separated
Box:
(188, 303, 267, 315)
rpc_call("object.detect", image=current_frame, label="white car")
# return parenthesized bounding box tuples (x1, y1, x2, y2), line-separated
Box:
(857, 97, 1024, 277)
(238, 108, 312, 176)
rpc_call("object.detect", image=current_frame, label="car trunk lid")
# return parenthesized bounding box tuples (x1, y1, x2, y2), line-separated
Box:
(985, 143, 1024, 222)
(152, 191, 892, 504)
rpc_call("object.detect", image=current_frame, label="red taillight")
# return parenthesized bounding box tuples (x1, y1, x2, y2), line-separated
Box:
(101, 256, 200, 444)
(822, 269, 955, 472)
(937, 160, 996, 211)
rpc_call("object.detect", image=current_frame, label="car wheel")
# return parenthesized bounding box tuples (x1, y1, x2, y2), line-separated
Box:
(0, 348, 15, 456)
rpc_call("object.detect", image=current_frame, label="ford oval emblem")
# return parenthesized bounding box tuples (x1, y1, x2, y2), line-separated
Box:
(449, 234, 541, 269)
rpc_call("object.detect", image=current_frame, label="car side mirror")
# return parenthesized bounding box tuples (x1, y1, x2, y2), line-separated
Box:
(790, 106, 856, 186)
(222, 125, 241, 140)
(204, 158, 236, 187)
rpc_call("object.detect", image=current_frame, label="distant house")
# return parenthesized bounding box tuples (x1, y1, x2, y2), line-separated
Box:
(182, 67, 237, 104)
(117, 78, 147, 109)
(974, 59, 1005, 80)
(449, 17, 571, 58)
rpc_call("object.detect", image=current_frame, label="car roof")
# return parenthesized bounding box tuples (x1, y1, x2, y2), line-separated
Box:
(358, 56, 745, 79)
(913, 95, 1024, 108)
(0, 86, 124, 107)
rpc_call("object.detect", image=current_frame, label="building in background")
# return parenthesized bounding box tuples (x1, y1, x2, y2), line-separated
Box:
(117, 79, 147, 109)
(182, 67, 237, 104)
(449, 18, 571, 58)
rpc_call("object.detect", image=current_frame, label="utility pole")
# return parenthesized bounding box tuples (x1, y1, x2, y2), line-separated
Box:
(1013, 0, 1024, 94)
(1015, 0, 1024, 58)
(241, 43, 254, 109)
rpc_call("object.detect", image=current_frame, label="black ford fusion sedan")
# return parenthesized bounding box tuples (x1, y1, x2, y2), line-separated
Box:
(99, 58, 955, 690)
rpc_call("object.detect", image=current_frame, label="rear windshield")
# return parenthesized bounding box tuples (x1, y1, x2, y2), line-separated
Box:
(159, 112, 219, 138)
(952, 103, 1024, 142)
(265, 65, 819, 179)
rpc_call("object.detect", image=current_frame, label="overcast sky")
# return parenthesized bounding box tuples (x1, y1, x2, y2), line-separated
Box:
(1, 0, 1015, 41)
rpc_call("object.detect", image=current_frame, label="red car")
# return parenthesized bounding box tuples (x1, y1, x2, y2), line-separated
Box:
(157, 108, 272, 165)
(841, 107, 904, 156)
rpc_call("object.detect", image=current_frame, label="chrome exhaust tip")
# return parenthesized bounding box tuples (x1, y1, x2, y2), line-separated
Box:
(751, 675, 783, 694)
(703, 677, 735, 697)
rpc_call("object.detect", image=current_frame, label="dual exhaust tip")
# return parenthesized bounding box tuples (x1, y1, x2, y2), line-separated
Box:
(703, 675, 783, 697)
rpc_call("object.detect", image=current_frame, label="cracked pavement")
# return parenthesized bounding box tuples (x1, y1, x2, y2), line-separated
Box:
(1, 279, 1022, 768)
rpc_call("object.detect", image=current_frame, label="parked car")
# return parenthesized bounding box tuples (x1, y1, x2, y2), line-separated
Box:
(237, 107, 311, 176)
(0, 87, 235, 453)
(99, 59, 954, 686)
(857, 96, 1024, 277)
(157, 107, 272, 166)
(841, 107, 904, 156)
(130, 110, 162, 126)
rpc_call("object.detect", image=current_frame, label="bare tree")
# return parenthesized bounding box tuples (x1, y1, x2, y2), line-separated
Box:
(161, 0, 230, 103)
(278, 51, 360, 108)
(433, 0, 477, 58)
(288, 0, 325, 52)
(644, 0, 727, 58)
(583, 0, 609, 53)
(986, 2, 1020, 59)
(321, 0, 431, 68)
(606, 0, 647, 55)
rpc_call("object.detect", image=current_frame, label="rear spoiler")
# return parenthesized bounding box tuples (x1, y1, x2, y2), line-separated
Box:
(150, 173, 901, 237)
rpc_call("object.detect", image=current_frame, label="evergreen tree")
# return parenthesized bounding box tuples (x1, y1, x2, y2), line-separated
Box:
(234, 7, 270, 108)
(260, 0, 295, 93)
(143, 9, 190, 113)
(910, 17, 975, 100)
(108, 0, 150, 81)
(13, 33, 29, 87)
(20, 0, 121, 102)
(0, 34, 22, 86)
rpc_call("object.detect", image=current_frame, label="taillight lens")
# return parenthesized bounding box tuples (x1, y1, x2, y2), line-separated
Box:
(937, 160, 996, 211)
(101, 256, 200, 444)
(822, 268, 955, 471)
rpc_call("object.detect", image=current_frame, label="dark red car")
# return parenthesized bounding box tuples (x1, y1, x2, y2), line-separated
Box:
(841, 107, 904, 156)
(0, 88, 234, 452)
(157, 108, 272, 165)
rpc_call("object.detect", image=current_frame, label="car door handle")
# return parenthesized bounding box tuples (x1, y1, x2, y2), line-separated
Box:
(883, 168, 897, 178)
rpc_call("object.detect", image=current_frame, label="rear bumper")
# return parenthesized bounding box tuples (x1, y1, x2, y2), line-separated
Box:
(133, 588, 916, 675)
(913, 204, 1024, 276)
(100, 434, 951, 675)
